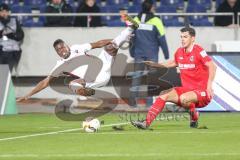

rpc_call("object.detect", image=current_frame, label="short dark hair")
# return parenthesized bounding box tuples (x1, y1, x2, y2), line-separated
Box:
(0, 3, 9, 12)
(53, 39, 64, 48)
(180, 27, 196, 37)
(142, 0, 153, 13)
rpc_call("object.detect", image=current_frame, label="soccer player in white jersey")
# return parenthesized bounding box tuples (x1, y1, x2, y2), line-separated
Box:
(17, 15, 138, 101)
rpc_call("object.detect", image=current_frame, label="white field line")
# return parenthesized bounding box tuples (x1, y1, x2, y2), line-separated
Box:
(55, 130, 240, 135)
(0, 122, 130, 142)
(0, 122, 239, 141)
(0, 153, 240, 158)
(1, 72, 10, 115)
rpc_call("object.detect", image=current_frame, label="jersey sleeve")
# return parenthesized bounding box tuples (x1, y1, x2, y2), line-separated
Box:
(198, 49, 212, 65)
(71, 43, 92, 55)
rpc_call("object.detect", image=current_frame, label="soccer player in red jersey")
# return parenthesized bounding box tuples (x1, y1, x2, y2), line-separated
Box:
(131, 27, 217, 129)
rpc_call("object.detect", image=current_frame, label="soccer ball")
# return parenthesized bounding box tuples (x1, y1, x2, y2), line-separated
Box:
(82, 118, 101, 133)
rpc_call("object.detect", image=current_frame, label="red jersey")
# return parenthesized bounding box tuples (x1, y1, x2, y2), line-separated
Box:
(174, 44, 212, 90)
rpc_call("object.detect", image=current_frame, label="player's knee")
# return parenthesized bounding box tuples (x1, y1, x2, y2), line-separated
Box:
(180, 95, 191, 107)
(159, 89, 176, 101)
(180, 95, 187, 106)
(159, 93, 169, 101)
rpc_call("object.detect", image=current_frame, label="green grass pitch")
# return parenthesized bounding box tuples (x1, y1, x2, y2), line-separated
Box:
(0, 112, 240, 160)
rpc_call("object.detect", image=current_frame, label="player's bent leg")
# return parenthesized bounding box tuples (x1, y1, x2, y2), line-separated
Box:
(145, 88, 179, 125)
(131, 88, 179, 129)
(179, 91, 198, 107)
(179, 91, 199, 128)
(105, 16, 137, 57)
(69, 79, 95, 96)
(159, 88, 179, 102)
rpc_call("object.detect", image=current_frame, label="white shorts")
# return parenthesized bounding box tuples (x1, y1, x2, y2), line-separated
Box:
(70, 49, 113, 90)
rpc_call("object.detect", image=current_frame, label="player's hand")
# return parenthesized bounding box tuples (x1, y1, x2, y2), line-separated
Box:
(207, 87, 214, 99)
(127, 34, 135, 41)
(143, 61, 156, 66)
(16, 96, 29, 102)
(143, 61, 163, 68)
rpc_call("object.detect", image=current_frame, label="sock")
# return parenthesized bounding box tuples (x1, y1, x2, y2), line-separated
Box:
(189, 103, 198, 121)
(146, 97, 166, 126)
(112, 27, 133, 47)
(69, 80, 84, 94)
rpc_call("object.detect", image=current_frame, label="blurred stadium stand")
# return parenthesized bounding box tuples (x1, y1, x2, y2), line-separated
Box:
(106, 0, 129, 5)
(160, 0, 184, 10)
(24, 0, 47, 7)
(156, 6, 183, 26)
(0, 0, 19, 5)
(11, 4, 32, 25)
(186, 5, 213, 26)
(188, 0, 212, 10)
(23, 17, 44, 27)
(215, 0, 224, 9)
(0, 0, 231, 27)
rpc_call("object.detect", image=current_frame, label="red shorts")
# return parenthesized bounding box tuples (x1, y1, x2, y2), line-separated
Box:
(174, 87, 212, 108)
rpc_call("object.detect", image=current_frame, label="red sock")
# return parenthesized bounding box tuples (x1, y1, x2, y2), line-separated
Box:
(189, 103, 198, 121)
(189, 103, 195, 112)
(146, 97, 166, 126)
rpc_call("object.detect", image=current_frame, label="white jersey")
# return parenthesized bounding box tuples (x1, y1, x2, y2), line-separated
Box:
(50, 43, 113, 88)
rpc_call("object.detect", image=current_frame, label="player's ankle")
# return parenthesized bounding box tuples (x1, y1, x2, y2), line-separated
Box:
(145, 120, 151, 127)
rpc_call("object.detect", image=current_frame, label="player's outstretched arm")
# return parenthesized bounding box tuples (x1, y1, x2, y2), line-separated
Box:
(144, 60, 177, 68)
(90, 39, 113, 49)
(17, 76, 54, 102)
(205, 61, 217, 98)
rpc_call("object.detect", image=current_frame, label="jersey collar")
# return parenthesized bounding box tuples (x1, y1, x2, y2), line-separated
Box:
(184, 43, 195, 53)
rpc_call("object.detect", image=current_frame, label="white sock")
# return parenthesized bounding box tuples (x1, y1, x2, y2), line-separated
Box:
(69, 81, 83, 94)
(112, 27, 133, 48)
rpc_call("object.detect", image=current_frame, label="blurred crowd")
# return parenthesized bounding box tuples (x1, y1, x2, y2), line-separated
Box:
(0, 0, 239, 27)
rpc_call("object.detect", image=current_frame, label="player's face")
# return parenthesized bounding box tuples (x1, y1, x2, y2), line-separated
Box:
(54, 42, 70, 59)
(120, 10, 128, 22)
(51, 0, 62, 5)
(86, 0, 95, 7)
(227, 0, 237, 7)
(0, 10, 9, 19)
(180, 31, 195, 48)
